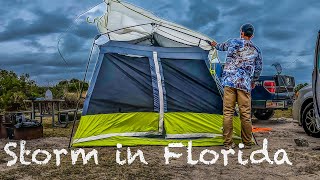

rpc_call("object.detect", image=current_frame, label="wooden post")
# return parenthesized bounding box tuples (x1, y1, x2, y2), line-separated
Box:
(57, 102, 61, 123)
(39, 102, 42, 123)
(31, 102, 35, 120)
(52, 102, 55, 128)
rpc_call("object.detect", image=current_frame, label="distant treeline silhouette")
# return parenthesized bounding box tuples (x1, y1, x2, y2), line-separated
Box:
(0, 69, 88, 112)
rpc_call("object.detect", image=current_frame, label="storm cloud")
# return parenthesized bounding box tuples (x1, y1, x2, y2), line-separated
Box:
(0, 0, 319, 85)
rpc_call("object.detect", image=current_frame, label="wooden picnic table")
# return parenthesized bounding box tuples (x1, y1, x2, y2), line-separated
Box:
(24, 99, 65, 127)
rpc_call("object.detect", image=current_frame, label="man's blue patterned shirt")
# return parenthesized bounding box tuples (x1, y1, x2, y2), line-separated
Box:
(215, 38, 263, 92)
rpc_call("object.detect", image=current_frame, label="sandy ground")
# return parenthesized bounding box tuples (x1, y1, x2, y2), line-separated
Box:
(0, 117, 320, 180)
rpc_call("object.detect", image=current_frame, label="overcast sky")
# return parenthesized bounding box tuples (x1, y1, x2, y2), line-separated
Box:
(0, 0, 319, 85)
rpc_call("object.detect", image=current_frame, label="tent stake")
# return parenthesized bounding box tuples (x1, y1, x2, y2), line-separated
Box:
(252, 132, 259, 146)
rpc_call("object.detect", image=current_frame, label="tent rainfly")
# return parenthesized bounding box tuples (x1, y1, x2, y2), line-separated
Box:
(72, 0, 241, 147)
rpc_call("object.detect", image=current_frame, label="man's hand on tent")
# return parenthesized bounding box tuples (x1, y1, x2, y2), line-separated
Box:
(251, 82, 256, 89)
(205, 40, 217, 47)
(210, 40, 217, 47)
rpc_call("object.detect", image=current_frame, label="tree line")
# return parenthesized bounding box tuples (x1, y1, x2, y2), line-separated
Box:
(0, 69, 88, 112)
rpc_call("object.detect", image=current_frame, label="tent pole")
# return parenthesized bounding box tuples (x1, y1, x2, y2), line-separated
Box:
(68, 39, 98, 149)
(100, 23, 153, 36)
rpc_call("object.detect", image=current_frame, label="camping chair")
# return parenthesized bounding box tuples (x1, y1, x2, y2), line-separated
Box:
(58, 109, 82, 128)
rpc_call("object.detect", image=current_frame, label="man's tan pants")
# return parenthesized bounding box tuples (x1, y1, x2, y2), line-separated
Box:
(223, 87, 252, 146)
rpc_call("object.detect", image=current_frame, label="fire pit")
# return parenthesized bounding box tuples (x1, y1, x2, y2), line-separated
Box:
(0, 114, 7, 138)
(1, 113, 43, 140)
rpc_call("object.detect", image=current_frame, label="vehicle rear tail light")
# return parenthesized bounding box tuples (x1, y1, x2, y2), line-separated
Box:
(264, 80, 276, 93)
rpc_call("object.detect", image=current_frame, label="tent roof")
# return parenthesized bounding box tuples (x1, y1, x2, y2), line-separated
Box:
(95, 0, 215, 50)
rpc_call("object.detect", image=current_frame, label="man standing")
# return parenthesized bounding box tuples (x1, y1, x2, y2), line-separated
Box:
(211, 24, 263, 149)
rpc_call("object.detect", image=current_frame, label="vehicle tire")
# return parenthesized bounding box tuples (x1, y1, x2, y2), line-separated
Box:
(302, 103, 320, 138)
(253, 109, 275, 120)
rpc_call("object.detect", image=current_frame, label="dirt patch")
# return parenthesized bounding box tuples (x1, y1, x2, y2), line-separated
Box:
(0, 117, 319, 180)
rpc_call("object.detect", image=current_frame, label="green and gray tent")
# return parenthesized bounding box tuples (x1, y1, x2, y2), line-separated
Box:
(72, 0, 241, 147)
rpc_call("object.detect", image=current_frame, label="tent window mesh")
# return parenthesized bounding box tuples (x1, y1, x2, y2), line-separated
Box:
(161, 58, 223, 114)
(86, 53, 154, 115)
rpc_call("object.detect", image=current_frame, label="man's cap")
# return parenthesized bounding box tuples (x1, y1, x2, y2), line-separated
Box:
(241, 23, 254, 37)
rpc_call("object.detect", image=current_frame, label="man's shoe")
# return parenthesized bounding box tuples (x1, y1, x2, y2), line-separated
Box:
(223, 143, 236, 150)
(239, 144, 252, 149)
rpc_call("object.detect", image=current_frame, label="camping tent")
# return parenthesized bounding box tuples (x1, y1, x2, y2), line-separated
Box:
(72, 0, 241, 147)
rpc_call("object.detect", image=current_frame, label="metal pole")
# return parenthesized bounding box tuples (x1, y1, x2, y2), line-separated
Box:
(68, 41, 96, 149)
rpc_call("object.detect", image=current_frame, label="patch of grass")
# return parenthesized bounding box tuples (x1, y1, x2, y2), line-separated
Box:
(274, 108, 293, 119)
(42, 117, 79, 138)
